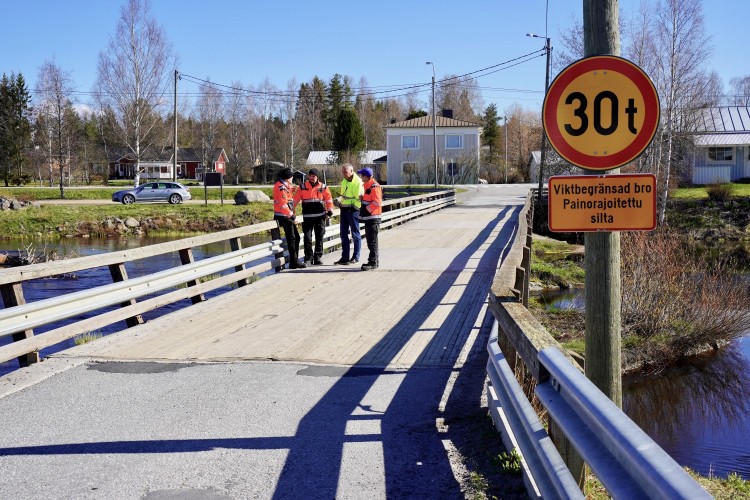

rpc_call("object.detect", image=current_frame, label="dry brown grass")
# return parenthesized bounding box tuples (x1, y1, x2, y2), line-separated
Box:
(621, 230, 750, 372)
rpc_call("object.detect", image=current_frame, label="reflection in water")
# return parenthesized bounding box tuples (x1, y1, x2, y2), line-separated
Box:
(624, 337, 750, 479)
(0, 235, 270, 377)
(540, 288, 750, 479)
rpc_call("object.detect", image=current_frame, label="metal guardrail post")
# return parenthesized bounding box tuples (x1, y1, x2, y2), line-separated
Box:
(108, 263, 144, 327)
(179, 248, 206, 303)
(0, 283, 39, 367)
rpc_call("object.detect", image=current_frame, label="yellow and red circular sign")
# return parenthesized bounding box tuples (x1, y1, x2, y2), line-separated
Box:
(543, 55, 660, 170)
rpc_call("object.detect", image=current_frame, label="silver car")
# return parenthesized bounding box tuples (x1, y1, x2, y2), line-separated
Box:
(112, 182, 192, 205)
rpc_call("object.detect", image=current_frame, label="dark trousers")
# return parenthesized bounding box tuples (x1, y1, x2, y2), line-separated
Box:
(339, 208, 361, 260)
(364, 221, 380, 265)
(277, 217, 301, 267)
(302, 217, 326, 261)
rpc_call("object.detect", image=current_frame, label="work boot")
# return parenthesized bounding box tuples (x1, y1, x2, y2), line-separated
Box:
(361, 262, 378, 271)
(311, 257, 323, 266)
(349, 258, 359, 264)
(334, 258, 350, 265)
(290, 261, 307, 269)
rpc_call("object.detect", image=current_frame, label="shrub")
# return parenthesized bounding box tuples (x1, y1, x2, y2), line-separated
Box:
(621, 230, 750, 370)
(706, 182, 734, 202)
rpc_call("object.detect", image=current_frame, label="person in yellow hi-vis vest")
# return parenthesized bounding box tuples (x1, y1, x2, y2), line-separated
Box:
(334, 163, 363, 265)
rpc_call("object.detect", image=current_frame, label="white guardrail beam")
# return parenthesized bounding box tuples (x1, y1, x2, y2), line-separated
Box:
(0, 189, 456, 364)
(536, 348, 712, 499)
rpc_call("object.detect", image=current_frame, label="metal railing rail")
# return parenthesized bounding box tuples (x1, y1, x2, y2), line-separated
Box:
(487, 322, 584, 499)
(0, 189, 455, 366)
(485, 189, 711, 498)
(536, 348, 711, 499)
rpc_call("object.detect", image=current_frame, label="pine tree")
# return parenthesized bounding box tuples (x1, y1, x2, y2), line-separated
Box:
(332, 106, 365, 163)
(482, 104, 500, 155)
(0, 73, 32, 186)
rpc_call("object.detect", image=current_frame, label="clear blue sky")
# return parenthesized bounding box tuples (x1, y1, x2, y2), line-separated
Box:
(1, 0, 747, 116)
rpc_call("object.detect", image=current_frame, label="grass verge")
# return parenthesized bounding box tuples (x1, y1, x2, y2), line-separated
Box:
(0, 203, 274, 238)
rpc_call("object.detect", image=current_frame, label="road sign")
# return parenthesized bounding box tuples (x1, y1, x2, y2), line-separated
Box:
(543, 56, 660, 170)
(548, 173, 657, 232)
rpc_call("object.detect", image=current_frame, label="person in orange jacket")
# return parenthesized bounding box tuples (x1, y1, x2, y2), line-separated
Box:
(273, 168, 306, 269)
(357, 167, 382, 271)
(294, 168, 333, 265)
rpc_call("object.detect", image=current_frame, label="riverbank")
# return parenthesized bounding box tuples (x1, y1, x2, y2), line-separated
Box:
(529, 195, 750, 375)
(0, 203, 274, 240)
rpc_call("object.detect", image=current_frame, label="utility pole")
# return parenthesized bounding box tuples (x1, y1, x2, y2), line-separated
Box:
(504, 116, 508, 183)
(426, 62, 438, 188)
(527, 33, 551, 205)
(173, 70, 178, 182)
(583, 0, 622, 408)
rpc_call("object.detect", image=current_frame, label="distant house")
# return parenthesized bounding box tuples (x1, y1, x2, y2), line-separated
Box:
(252, 161, 306, 185)
(690, 106, 750, 184)
(107, 147, 227, 181)
(384, 115, 481, 185)
(305, 150, 387, 183)
(528, 149, 580, 184)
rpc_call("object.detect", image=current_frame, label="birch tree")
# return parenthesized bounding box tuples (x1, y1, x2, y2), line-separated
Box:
(37, 60, 76, 197)
(195, 79, 225, 173)
(94, 0, 175, 173)
(225, 81, 248, 184)
(729, 76, 750, 106)
(652, 0, 712, 223)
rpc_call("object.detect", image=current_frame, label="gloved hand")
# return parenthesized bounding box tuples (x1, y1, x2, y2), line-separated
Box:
(326, 210, 333, 217)
(290, 214, 296, 222)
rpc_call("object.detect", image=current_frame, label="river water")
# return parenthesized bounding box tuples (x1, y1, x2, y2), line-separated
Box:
(2, 237, 749, 479)
(541, 288, 750, 480)
(0, 235, 269, 377)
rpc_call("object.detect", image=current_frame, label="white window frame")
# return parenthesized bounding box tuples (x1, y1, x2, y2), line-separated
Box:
(445, 134, 463, 149)
(402, 135, 419, 149)
(707, 146, 734, 163)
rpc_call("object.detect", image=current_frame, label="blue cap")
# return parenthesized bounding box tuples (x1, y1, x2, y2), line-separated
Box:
(357, 167, 373, 178)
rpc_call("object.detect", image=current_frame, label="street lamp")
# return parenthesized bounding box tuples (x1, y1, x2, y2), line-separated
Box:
(426, 61, 438, 188)
(527, 33, 551, 205)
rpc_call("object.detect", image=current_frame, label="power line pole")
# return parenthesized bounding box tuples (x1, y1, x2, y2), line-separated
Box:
(504, 116, 508, 183)
(426, 62, 438, 188)
(583, 0, 622, 408)
(173, 70, 178, 182)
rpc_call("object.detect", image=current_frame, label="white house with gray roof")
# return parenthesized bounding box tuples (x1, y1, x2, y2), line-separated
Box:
(691, 106, 750, 184)
(385, 115, 482, 185)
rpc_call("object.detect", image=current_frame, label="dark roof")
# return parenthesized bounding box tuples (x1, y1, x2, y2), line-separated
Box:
(385, 115, 481, 128)
(373, 154, 387, 163)
(106, 146, 219, 163)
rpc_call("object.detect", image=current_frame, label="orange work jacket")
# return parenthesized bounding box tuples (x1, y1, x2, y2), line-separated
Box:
(273, 179, 297, 219)
(294, 180, 333, 219)
(359, 178, 382, 222)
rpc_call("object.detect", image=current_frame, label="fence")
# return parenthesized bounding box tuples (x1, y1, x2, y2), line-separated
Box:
(0, 190, 455, 367)
(485, 190, 711, 499)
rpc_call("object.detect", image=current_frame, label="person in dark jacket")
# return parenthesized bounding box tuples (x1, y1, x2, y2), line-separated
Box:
(294, 168, 333, 265)
(273, 168, 306, 269)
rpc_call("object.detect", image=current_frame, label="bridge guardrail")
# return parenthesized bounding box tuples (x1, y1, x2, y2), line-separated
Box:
(0, 189, 455, 367)
(486, 189, 710, 498)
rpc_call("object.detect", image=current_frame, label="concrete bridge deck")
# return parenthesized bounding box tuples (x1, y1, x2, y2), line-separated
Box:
(0, 185, 530, 499)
